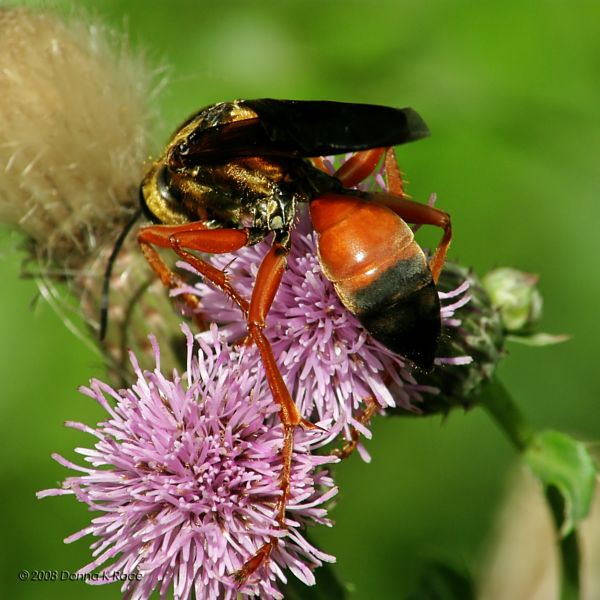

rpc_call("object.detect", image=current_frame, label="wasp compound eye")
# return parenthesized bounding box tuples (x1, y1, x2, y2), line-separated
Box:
(167, 141, 190, 170)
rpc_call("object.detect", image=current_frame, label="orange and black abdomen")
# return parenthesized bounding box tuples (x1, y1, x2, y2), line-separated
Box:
(309, 194, 440, 369)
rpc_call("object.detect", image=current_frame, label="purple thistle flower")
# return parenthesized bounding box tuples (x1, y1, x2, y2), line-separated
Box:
(176, 207, 471, 461)
(38, 325, 338, 600)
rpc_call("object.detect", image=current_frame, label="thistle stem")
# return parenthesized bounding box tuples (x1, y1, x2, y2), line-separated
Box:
(546, 486, 581, 600)
(476, 378, 534, 451)
(475, 378, 581, 600)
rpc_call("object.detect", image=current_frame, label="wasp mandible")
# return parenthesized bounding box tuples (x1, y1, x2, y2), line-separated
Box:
(133, 99, 452, 581)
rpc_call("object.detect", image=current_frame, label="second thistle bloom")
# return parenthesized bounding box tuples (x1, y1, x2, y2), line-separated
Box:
(39, 326, 338, 600)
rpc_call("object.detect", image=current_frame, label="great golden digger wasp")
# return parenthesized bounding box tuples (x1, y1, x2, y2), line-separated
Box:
(104, 99, 452, 582)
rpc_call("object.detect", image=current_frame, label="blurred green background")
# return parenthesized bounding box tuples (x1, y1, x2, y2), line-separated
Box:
(1, 0, 599, 598)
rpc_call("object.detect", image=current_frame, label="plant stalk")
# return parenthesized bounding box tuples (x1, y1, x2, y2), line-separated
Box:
(475, 379, 581, 600)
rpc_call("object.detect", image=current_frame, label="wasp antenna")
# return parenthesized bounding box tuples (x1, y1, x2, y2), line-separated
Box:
(99, 208, 143, 341)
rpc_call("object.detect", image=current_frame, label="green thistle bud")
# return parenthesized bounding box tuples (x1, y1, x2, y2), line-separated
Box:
(409, 264, 567, 415)
(482, 268, 542, 333)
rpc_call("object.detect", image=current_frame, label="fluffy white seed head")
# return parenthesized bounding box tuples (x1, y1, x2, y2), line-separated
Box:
(0, 7, 158, 269)
(0, 7, 184, 382)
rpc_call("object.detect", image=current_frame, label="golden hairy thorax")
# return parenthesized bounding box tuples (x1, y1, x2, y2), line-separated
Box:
(140, 101, 333, 232)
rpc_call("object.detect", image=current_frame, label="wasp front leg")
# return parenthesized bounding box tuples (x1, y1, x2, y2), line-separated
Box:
(138, 222, 251, 317)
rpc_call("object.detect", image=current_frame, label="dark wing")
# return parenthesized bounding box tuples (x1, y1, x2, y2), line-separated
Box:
(245, 99, 430, 155)
(175, 99, 429, 162)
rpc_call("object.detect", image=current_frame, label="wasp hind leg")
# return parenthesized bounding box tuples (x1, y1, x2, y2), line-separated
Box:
(333, 147, 386, 187)
(235, 230, 318, 585)
(370, 191, 452, 283)
(376, 148, 452, 282)
(338, 146, 410, 198)
(383, 147, 408, 198)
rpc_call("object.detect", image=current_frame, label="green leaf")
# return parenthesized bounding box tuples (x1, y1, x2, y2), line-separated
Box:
(279, 561, 350, 599)
(404, 561, 475, 600)
(524, 430, 597, 535)
(507, 332, 570, 346)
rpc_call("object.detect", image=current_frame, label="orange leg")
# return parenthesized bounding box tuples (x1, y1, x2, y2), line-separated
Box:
(333, 147, 385, 188)
(138, 222, 251, 314)
(247, 234, 303, 425)
(383, 147, 407, 198)
(369, 191, 451, 283)
(317, 145, 404, 192)
(313, 146, 388, 186)
(378, 148, 451, 280)
(235, 231, 317, 585)
(334, 145, 408, 197)
(335, 146, 407, 196)
(331, 396, 379, 460)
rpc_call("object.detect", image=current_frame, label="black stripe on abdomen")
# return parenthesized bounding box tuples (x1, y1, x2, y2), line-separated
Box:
(349, 254, 441, 370)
